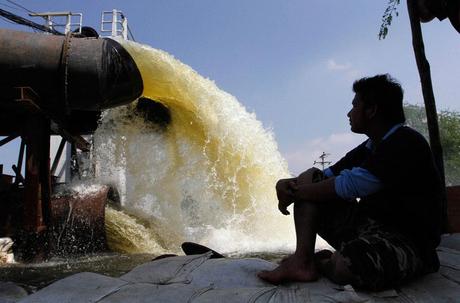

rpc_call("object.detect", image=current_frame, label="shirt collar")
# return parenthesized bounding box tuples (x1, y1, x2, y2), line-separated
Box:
(365, 123, 404, 150)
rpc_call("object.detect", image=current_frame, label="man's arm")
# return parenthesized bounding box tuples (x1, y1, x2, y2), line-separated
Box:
(276, 168, 338, 215)
(290, 177, 338, 203)
(334, 167, 382, 200)
(276, 164, 382, 215)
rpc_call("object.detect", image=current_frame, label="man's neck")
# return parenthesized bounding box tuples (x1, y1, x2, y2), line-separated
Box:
(367, 123, 396, 145)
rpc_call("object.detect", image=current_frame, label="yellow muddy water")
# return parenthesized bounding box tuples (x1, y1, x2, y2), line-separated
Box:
(93, 39, 296, 256)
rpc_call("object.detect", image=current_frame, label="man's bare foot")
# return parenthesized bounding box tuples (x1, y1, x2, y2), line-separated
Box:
(280, 249, 333, 265)
(258, 254, 318, 284)
(314, 249, 333, 264)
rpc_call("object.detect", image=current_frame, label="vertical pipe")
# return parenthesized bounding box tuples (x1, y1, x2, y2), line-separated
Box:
(14, 138, 25, 185)
(112, 9, 117, 37)
(46, 15, 52, 31)
(65, 14, 71, 34)
(70, 143, 80, 180)
(21, 115, 50, 261)
(23, 117, 47, 233)
(78, 14, 83, 34)
(40, 121, 51, 229)
(122, 16, 128, 40)
(17, 138, 25, 173)
(51, 137, 66, 176)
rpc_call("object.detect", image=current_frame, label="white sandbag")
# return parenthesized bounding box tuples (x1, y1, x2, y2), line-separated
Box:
(97, 283, 201, 303)
(398, 272, 460, 303)
(120, 252, 212, 284)
(190, 287, 277, 303)
(18, 272, 128, 303)
(14, 234, 460, 303)
(185, 257, 275, 288)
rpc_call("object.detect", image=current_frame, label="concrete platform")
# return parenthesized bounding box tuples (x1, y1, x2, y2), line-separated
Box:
(4, 234, 460, 303)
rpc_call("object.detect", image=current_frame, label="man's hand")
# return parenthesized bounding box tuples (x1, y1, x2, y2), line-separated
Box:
(297, 167, 323, 186)
(276, 178, 297, 215)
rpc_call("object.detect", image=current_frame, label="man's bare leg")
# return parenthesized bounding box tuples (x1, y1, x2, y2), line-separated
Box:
(258, 201, 319, 284)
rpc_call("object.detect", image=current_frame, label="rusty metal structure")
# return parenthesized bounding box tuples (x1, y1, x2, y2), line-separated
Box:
(0, 27, 143, 261)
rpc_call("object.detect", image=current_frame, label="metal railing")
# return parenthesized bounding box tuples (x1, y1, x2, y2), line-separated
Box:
(29, 11, 82, 34)
(100, 9, 128, 39)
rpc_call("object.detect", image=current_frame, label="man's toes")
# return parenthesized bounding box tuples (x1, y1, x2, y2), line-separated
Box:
(257, 270, 268, 278)
(257, 270, 281, 284)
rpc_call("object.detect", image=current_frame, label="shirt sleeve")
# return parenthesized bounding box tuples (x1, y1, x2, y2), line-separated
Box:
(329, 141, 369, 176)
(334, 167, 383, 200)
(323, 168, 334, 178)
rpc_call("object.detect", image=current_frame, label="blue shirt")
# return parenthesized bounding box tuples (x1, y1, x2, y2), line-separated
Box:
(324, 123, 403, 200)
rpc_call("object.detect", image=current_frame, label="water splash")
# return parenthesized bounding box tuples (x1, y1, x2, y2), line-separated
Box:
(93, 39, 296, 255)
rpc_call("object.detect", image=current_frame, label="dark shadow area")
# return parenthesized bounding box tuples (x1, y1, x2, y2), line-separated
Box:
(135, 97, 171, 129)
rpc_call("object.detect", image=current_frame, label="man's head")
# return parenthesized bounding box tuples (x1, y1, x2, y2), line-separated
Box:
(348, 74, 405, 134)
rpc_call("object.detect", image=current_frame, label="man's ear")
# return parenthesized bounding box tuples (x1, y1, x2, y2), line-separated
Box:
(365, 104, 378, 119)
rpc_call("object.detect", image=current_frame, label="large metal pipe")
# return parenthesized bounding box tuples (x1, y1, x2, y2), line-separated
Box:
(0, 28, 143, 112)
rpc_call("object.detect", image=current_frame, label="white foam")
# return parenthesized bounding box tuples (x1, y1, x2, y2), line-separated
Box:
(91, 40, 297, 255)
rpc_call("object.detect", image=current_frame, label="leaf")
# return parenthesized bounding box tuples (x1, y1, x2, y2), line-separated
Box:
(379, 0, 401, 40)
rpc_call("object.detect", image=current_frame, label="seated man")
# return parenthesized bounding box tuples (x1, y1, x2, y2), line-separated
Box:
(258, 74, 442, 290)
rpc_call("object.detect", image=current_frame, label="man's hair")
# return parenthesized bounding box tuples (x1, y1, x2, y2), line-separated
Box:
(352, 74, 405, 124)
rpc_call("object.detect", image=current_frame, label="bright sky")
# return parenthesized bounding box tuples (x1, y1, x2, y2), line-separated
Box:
(1, 0, 459, 175)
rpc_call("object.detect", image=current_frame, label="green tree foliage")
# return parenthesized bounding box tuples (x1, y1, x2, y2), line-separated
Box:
(404, 104, 460, 185)
(379, 0, 401, 39)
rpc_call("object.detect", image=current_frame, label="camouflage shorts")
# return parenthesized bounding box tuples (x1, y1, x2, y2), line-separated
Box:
(317, 201, 425, 291)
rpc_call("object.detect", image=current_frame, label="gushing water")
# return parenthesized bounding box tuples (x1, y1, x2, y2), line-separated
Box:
(93, 39, 296, 255)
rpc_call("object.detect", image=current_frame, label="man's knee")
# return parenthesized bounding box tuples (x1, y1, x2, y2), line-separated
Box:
(297, 167, 323, 185)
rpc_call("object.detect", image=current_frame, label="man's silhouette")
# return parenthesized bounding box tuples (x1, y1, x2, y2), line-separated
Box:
(258, 74, 442, 290)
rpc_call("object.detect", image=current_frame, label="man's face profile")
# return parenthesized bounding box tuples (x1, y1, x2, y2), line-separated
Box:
(347, 93, 369, 134)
